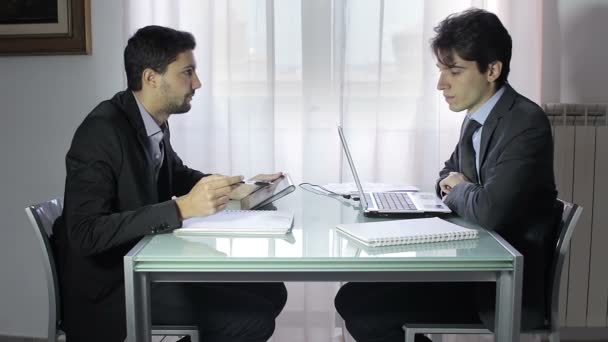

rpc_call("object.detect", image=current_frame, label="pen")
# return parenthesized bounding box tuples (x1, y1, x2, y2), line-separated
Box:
(237, 180, 272, 186)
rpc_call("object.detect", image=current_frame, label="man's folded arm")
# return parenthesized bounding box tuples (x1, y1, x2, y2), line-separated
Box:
(443, 124, 553, 229)
(436, 149, 459, 197)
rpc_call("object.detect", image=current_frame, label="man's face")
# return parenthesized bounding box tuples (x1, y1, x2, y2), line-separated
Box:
(436, 51, 496, 114)
(158, 50, 202, 114)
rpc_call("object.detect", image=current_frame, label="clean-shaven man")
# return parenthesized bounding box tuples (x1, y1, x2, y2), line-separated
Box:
(335, 9, 561, 342)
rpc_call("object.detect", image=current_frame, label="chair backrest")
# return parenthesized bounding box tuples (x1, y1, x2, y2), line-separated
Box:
(25, 198, 63, 341)
(547, 199, 582, 332)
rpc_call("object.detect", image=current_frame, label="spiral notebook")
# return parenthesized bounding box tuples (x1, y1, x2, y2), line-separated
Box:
(174, 210, 294, 236)
(336, 217, 478, 247)
(342, 237, 480, 256)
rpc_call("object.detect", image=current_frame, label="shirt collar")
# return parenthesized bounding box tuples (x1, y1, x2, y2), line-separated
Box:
(468, 86, 506, 126)
(133, 92, 162, 138)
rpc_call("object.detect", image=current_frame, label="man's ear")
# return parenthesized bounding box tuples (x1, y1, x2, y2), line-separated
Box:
(141, 68, 159, 89)
(486, 61, 503, 83)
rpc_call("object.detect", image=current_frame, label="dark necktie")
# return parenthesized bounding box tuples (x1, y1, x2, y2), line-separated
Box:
(157, 125, 171, 201)
(459, 118, 481, 183)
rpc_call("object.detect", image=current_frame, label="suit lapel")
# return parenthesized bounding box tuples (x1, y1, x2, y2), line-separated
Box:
(111, 90, 157, 193)
(478, 85, 518, 177)
(124, 92, 153, 160)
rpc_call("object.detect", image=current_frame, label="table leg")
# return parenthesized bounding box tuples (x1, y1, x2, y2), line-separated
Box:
(124, 236, 153, 341)
(125, 264, 151, 341)
(139, 272, 152, 342)
(494, 256, 523, 342)
(124, 255, 137, 342)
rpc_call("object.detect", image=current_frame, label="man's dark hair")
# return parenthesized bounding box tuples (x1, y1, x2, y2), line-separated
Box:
(431, 8, 511, 87)
(124, 25, 196, 91)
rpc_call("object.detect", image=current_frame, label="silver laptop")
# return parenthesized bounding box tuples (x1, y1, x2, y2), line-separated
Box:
(338, 125, 451, 217)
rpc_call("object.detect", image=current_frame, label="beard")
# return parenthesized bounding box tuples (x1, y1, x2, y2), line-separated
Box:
(160, 81, 193, 114)
(163, 96, 192, 114)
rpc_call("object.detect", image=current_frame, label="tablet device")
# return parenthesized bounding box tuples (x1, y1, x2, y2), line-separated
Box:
(240, 174, 296, 210)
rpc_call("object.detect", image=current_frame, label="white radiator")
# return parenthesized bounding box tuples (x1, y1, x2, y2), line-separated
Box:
(544, 103, 608, 328)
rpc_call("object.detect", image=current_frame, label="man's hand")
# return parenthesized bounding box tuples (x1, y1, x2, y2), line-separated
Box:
(229, 172, 284, 200)
(249, 172, 283, 183)
(175, 174, 243, 220)
(439, 172, 470, 195)
(229, 183, 258, 200)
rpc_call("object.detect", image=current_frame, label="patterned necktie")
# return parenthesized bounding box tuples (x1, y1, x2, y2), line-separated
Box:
(459, 118, 482, 183)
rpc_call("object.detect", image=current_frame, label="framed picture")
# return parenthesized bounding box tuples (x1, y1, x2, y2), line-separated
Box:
(0, 0, 91, 56)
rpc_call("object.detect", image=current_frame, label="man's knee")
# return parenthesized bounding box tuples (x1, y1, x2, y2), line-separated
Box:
(247, 314, 277, 342)
(334, 282, 360, 319)
(273, 283, 288, 316)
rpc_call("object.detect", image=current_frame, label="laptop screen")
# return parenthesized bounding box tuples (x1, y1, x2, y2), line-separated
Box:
(337, 124, 369, 209)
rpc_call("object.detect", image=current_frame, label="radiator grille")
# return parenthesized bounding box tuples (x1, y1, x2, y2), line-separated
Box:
(543, 103, 608, 328)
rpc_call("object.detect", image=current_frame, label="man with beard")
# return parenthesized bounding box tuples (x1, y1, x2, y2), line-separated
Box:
(52, 25, 287, 342)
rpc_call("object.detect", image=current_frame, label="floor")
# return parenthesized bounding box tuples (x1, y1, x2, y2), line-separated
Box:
(0, 335, 186, 342)
(0, 333, 603, 342)
(0, 336, 603, 342)
(0, 335, 185, 342)
(151, 337, 184, 342)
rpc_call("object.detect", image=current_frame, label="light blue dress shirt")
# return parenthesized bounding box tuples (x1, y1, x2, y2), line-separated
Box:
(466, 86, 506, 180)
(133, 93, 165, 180)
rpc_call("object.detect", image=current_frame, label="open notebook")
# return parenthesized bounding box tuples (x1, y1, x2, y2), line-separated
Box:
(336, 217, 478, 247)
(174, 210, 294, 237)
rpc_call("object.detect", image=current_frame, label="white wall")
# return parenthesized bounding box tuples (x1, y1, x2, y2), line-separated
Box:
(0, 0, 124, 337)
(542, 0, 608, 103)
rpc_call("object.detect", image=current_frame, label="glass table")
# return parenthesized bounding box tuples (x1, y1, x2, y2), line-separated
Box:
(125, 190, 522, 342)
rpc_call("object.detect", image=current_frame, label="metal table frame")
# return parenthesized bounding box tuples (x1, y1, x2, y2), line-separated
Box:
(124, 230, 522, 342)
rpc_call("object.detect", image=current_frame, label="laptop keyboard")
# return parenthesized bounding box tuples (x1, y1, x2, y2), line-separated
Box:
(373, 192, 416, 210)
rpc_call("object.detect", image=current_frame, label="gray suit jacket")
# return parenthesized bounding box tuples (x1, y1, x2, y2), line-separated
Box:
(436, 84, 561, 329)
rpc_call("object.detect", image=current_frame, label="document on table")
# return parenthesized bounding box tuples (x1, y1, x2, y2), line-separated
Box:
(173, 210, 294, 236)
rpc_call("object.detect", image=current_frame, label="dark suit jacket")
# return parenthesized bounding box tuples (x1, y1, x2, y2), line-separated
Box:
(436, 84, 561, 330)
(52, 90, 207, 341)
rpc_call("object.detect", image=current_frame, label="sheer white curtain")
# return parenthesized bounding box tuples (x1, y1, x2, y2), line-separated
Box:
(124, 1, 542, 341)
(124, 0, 541, 188)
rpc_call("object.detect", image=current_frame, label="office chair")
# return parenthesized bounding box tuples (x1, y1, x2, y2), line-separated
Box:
(402, 200, 583, 342)
(26, 198, 199, 342)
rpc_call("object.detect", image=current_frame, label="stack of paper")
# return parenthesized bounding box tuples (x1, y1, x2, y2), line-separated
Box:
(174, 210, 294, 236)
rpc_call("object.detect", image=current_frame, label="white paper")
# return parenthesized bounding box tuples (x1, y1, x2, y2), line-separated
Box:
(174, 210, 294, 236)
